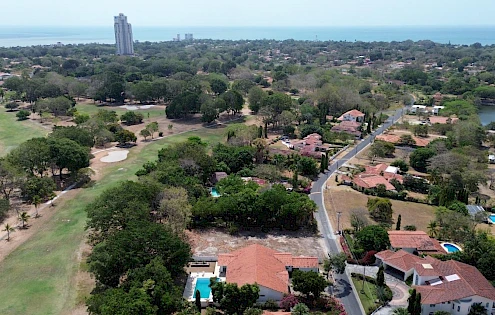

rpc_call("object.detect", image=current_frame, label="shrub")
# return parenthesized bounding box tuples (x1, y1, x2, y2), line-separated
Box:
(280, 294, 298, 311)
(262, 299, 278, 311)
(16, 109, 30, 120)
(404, 225, 417, 231)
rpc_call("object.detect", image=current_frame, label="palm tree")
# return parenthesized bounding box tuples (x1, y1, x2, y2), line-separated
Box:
(468, 302, 488, 315)
(427, 221, 438, 238)
(3, 224, 15, 241)
(19, 211, 30, 229)
(32, 195, 41, 218)
(392, 308, 410, 315)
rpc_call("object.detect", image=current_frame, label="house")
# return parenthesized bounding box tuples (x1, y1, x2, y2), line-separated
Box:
(292, 133, 330, 158)
(211, 172, 228, 184)
(376, 250, 495, 315)
(410, 105, 427, 114)
(352, 163, 403, 192)
(337, 109, 365, 122)
(387, 231, 446, 255)
(414, 260, 495, 315)
(431, 106, 444, 115)
(217, 244, 319, 302)
(433, 92, 443, 105)
(331, 120, 361, 138)
(489, 154, 495, 164)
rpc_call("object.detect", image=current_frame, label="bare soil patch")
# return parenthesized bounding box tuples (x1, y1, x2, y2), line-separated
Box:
(185, 228, 326, 260)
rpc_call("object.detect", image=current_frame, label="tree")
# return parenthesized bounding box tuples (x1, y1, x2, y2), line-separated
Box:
(367, 197, 393, 223)
(396, 214, 402, 230)
(368, 141, 395, 161)
(35, 96, 73, 116)
(3, 223, 15, 241)
(21, 176, 56, 202)
(32, 195, 41, 218)
(427, 221, 438, 238)
(195, 290, 201, 311)
(120, 111, 144, 125)
(50, 126, 94, 147)
(210, 282, 259, 315)
(376, 266, 385, 287)
(356, 225, 391, 252)
(48, 138, 91, 178)
(291, 303, 310, 315)
(16, 110, 30, 120)
(5, 102, 19, 111)
(468, 303, 488, 315)
(297, 156, 319, 177)
(88, 221, 191, 287)
(115, 130, 137, 146)
(19, 211, 30, 229)
(407, 289, 416, 315)
(409, 147, 436, 172)
(413, 124, 428, 137)
(8, 137, 51, 176)
(0, 158, 24, 200)
(291, 270, 328, 299)
(158, 187, 192, 235)
(221, 90, 244, 115)
(146, 122, 159, 139)
(140, 128, 151, 141)
(200, 101, 219, 123)
(324, 252, 347, 275)
(209, 78, 228, 95)
(391, 160, 409, 172)
(398, 134, 416, 146)
(350, 208, 369, 232)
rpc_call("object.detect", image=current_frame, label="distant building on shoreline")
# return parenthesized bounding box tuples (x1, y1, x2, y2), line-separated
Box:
(114, 13, 134, 55)
(185, 33, 193, 41)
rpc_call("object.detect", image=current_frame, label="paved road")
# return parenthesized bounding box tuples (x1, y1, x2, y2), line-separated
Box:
(310, 108, 405, 315)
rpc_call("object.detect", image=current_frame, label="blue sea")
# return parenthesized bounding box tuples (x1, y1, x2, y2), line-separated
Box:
(1, 26, 495, 47)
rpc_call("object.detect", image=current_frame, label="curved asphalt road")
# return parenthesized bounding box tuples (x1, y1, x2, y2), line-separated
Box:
(310, 108, 405, 315)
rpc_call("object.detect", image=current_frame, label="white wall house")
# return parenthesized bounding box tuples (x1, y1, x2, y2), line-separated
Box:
(217, 244, 319, 303)
(337, 109, 365, 122)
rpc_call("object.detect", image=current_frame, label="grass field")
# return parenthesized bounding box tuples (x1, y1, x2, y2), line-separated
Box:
(0, 107, 48, 156)
(352, 276, 380, 313)
(75, 102, 166, 119)
(325, 184, 436, 232)
(0, 125, 228, 315)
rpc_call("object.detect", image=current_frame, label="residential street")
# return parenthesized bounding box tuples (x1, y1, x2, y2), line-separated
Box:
(310, 108, 405, 315)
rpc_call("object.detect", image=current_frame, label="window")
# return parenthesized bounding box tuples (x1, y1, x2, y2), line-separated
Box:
(457, 306, 460, 312)
(430, 305, 435, 307)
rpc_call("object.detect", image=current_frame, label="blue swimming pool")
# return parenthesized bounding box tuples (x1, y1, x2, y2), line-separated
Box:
(442, 243, 461, 253)
(211, 188, 221, 198)
(489, 215, 495, 223)
(194, 278, 213, 299)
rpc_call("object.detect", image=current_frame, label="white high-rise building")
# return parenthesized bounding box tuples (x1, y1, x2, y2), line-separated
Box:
(185, 33, 193, 41)
(114, 13, 134, 55)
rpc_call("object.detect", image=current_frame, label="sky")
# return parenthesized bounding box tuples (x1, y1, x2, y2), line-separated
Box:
(2, 0, 495, 27)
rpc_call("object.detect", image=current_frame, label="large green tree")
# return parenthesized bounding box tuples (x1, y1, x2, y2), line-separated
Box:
(356, 225, 391, 252)
(291, 270, 328, 299)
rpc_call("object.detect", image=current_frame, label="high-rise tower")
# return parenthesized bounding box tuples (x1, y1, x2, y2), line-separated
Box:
(114, 13, 134, 55)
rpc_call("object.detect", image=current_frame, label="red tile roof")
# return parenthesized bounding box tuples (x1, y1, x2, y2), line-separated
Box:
(415, 260, 495, 304)
(375, 250, 426, 272)
(353, 174, 396, 190)
(337, 109, 365, 120)
(388, 231, 446, 253)
(218, 244, 318, 294)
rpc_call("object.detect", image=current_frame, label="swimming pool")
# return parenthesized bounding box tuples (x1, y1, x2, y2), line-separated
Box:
(194, 278, 214, 299)
(211, 188, 221, 198)
(489, 214, 495, 224)
(441, 242, 462, 253)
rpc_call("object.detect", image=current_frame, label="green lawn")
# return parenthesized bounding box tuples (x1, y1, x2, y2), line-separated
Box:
(0, 125, 228, 315)
(0, 107, 48, 157)
(351, 276, 380, 314)
(75, 102, 166, 119)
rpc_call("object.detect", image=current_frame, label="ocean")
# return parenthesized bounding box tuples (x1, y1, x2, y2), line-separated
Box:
(1, 26, 495, 47)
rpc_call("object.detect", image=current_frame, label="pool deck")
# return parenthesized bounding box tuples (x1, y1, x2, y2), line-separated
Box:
(183, 268, 226, 306)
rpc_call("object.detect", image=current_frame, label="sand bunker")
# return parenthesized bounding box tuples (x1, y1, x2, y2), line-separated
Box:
(119, 105, 156, 110)
(100, 150, 129, 163)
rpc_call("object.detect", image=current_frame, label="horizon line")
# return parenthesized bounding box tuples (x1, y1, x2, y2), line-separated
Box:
(1, 24, 495, 28)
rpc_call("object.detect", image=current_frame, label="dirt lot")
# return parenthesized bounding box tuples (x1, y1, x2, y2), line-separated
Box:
(186, 229, 326, 260)
(324, 180, 436, 233)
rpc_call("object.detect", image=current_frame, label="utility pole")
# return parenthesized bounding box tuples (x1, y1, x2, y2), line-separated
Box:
(337, 211, 342, 235)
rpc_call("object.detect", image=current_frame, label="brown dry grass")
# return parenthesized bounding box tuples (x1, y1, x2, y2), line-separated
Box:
(324, 181, 436, 232)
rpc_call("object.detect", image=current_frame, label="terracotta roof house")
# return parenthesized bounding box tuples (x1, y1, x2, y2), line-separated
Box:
(388, 231, 446, 255)
(414, 260, 495, 315)
(337, 109, 365, 122)
(292, 133, 329, 158)
(331, 120, 361, 138)
(376, 250, 495, 315)
(352, 163, 403, 192)
(211, 171, 228, 184)
(217, 244, 318, 302)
